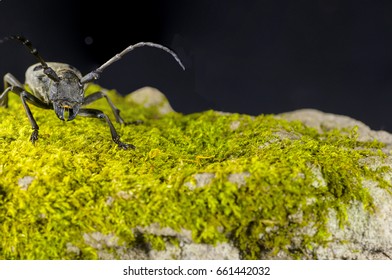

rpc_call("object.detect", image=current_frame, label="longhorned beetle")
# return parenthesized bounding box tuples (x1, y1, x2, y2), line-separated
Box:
(0, 36, 184, 149)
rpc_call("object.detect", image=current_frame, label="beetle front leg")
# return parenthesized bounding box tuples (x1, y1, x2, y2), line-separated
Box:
(83, 90, 142, 125)
(78, 108, 135, 150)
(1, 73, 23, 107)
(20, 91, 39, 143)
(2, 85, 51, 143)
(83, 91, 126, 124)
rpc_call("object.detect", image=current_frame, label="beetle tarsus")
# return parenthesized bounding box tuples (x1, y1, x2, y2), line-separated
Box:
(30, 130, 39, 143)
(83, 90, 126, 124)
(78, 108, 136, 149)
(114, 138, 135, 150)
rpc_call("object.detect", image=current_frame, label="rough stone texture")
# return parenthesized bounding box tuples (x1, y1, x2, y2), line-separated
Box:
(148, 242, 240, 260)
(82, 224, 240, 260)
(320, 182, 392, 259)
(133, 218, 240, 260)
(278, 108, 392, 148)
(136, 223, 193, 243)
(275, 108, 392, 260)
(18, 176, 34, 190)
(227, 172, 251, 188)
(129, 109, 392, 260)
(113, 109, 392, 260)
(117, 108, 392, 260)
(184, 173, 215, 190)
(125, 86, 175, 115)
(180, 243, 240, 260)
(2, 83, 392, 260)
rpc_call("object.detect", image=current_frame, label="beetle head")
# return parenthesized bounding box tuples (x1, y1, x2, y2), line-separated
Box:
(49, 71, 84, 121)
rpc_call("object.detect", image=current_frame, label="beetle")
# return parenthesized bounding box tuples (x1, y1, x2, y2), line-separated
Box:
(0, 35, 184, 149)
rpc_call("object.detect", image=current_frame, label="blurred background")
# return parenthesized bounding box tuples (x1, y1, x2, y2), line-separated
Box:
(1, 0, 392, 131)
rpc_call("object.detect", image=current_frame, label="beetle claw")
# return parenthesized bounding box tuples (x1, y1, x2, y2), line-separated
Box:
(30, 130, 39, 144)
(118, 142, 136, 150)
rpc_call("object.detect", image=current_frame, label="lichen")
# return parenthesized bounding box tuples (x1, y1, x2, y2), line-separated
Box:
(0, 85, 391, 259)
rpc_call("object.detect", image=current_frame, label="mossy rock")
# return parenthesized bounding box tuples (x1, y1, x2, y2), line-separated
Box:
(0, 86, 391, 259)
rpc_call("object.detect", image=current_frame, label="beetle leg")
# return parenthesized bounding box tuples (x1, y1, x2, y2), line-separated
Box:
(1, 73, 23, 107)
(83, 91, 126, 124)
(1, 85, 51, 143)
(83, 90, 143, 125)
(78, 108, 135, 150)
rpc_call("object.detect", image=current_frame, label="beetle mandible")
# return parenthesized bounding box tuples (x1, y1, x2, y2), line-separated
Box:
(0, 35, 185, 149)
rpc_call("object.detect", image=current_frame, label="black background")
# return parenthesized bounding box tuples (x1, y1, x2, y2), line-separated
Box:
(1, 0, 392, 131)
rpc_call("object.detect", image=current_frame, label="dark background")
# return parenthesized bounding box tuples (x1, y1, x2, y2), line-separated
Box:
(1, 0, 392, 131)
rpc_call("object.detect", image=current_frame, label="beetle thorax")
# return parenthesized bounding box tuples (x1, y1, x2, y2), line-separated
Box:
(49, 70, 84, 104)
(49, 70, 84, 121)
(25, 62, 83, 105)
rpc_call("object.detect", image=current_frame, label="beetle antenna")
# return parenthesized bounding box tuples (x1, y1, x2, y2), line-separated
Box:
(0, 35, 60, 82)
(80, 42, 185, 84)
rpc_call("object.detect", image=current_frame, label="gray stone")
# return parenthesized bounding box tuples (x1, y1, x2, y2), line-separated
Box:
(227, 172, 250, 188)
(184, 173, 215, 190)
(278, 108, 392, 147)
(125, 87, 175, 115)
(18, 176, 34, 190)
(276, 109, 392, 259)
(180, 243, 240, 260)
(84, 108, 392, 260)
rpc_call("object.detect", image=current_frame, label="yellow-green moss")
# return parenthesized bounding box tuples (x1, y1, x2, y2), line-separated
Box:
(0, 85, 391, 259)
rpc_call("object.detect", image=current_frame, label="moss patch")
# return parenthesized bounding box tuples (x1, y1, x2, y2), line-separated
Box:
(0, 86, 391, 259)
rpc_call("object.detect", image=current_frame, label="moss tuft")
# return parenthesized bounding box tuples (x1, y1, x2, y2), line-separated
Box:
(0, 86, 390, 259)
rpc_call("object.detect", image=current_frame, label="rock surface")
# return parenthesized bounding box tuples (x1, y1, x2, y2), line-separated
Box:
(279, 109, 392, 148)
(125, 87, 175, 115)
(101, 106, 392, 260)
(1, 88, 392, 260)
(276, 109, 392, 259)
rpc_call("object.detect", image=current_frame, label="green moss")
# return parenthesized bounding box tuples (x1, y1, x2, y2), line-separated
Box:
(0, 86, 391, 259)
